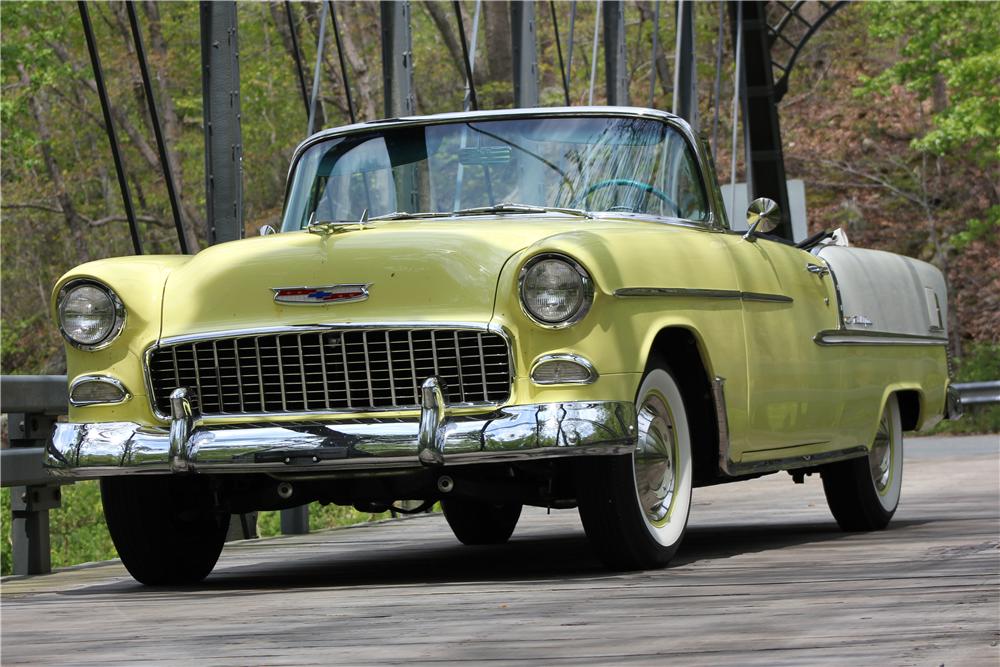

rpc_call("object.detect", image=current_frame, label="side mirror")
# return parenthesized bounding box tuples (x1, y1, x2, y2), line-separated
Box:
(259, 224, 277, 236)
(743, 198, 780, 241)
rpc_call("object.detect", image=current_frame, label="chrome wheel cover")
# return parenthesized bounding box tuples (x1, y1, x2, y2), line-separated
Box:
(634, 391, 677, 527)
(869, 409, 894, 495)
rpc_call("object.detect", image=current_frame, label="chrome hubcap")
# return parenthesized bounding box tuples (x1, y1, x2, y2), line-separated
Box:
(869, 411, 893, 493)
(634, 392, 676, 526)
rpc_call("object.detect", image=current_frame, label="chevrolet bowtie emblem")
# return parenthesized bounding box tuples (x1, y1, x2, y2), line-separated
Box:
(272, 284, 370, 305)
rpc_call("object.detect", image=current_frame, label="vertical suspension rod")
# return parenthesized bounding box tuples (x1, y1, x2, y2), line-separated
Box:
(453, 1, 478, 111)
(588, 0, 601, 105)
(567, 1, 577, 79)
(284, 1, 310, 118)
(328, 0, 356, 124)
(78, 1, 142, 255)
(550, 1, 570, 105)
(125, 2, 188, 254)
(307, 1, 329, 136)
(649, 0, 660, 107)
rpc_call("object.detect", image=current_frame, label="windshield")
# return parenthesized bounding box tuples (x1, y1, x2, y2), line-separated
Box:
(281, 115, 711, 230)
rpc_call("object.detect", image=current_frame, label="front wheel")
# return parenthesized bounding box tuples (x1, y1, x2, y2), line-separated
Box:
(576, 365, 693, 570)
(101, 476, 230, 585)
(821, 394, 904, 531)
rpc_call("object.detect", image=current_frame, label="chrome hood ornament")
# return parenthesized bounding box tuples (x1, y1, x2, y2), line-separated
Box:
(272, 284, 371, 305)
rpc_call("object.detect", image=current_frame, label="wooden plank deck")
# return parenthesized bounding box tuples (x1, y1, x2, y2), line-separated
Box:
(2, 434, 997, 666)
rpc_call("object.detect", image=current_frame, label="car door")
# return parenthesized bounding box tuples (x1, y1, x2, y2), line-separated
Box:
(725, 235, 845, 462)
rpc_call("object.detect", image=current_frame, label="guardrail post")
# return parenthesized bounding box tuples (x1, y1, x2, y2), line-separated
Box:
(5, 410, 62, 575)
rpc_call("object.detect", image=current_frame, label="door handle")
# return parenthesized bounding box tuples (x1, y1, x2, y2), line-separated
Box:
(806, 263, 830, 277)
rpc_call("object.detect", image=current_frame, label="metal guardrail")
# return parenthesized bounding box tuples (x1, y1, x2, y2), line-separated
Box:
(952, 381, 1000, 406)
(2, 375, 997, 576)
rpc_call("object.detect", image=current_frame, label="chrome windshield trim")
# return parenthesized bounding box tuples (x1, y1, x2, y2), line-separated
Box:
(814, 330, 949, 347)
(284, 106, 728, 232)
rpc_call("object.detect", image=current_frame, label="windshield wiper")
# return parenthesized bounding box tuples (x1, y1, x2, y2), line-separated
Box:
(366, 211, 452, 221)
(451, 203, 593, 218)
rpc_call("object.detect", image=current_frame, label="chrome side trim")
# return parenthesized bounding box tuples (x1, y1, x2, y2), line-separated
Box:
(46, 399, 639, 478)
(615, 287, 793, 303)
(741, 292, 795, 304)
(68, 375, 131, 407)
(711, 376, 733, 475)
(723, 445, 869, 477)
(530, 354, 599, 385)
(813, 330, 948, 347)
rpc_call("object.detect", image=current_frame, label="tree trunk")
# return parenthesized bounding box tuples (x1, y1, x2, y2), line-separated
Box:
(20, 65, 91, 263)
(483, 0, 513, 106)
(422, 1, 467, 80)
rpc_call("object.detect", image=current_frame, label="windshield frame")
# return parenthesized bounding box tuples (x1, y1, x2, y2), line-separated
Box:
(280, 106, 730, 232)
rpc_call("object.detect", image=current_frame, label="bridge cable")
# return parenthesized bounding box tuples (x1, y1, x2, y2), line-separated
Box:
(453, 1, 479, 111)
(549, 1, 571, 106)
(566, 1, 577, 90)
(328, 1, 356, 124)
(588, 0, 601, 105)
(77, 1, 142, 255)
(125, 2, 188, 255)
(283, 1, 310, 119)
(307, 1, 329, 136)
(648, 0, 660, 107)
(729, 0, 744, 218)
(711, 0, 725, 164)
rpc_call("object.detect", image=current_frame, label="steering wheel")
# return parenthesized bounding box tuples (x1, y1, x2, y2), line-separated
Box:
(573, 179, 681, 217)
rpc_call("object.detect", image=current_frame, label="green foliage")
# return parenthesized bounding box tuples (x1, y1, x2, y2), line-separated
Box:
(256, 504, 389, 538)
(950, 206, 1000, 251)
(932, 342, 1000, 435)
(1, 481, 116, 576)
(861, 1, 1000, 163)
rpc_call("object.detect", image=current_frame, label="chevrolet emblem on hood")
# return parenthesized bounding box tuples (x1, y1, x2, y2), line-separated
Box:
(272, 284, 370, 304)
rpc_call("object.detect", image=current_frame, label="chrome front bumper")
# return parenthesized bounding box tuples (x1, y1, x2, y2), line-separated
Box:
(45, 379, 637, 478)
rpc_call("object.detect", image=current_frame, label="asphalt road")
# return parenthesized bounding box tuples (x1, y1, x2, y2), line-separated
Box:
(2, 434, 997, 666)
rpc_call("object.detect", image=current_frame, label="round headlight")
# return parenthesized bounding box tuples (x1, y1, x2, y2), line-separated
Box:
(57, 282, 125, 349)
(519, 254, 594, 326)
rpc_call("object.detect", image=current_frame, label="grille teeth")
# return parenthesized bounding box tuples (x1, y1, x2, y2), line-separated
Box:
(148, 329, 511, 417)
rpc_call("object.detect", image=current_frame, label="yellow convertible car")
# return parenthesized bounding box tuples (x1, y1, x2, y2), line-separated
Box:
(48, 107, 960, 585)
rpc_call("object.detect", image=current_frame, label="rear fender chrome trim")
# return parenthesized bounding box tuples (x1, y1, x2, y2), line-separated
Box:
(814, 330, 948, 346)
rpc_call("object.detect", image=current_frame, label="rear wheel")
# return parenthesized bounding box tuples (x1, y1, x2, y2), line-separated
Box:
(100, 476, 230, 585)
(441, 498, 522, 545)
(822, 394, 904, 531)
(576, 364, 693, 570)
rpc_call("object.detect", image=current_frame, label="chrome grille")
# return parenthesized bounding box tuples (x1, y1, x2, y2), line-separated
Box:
(147, 328, 511, 417)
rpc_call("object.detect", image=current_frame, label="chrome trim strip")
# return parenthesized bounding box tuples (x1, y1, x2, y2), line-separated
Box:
(741, 292, 795, 304)
(68, 375, 131, 407)
(56, 279, 128, 351)
(46, 399, 638, 478)
(814, 330, 948, 347)
(711, 376, 732, 475)
(614, 287, 793, 303)
(723, 445, 869, 477)
(530, 354, 599, 385)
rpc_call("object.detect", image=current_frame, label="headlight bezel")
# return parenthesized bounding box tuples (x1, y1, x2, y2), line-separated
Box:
(56, 279, 127, 351)
(518, 253, 595, 328)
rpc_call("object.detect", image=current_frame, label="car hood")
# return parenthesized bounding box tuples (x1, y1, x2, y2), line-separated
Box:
(158, 217, 597, 339)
